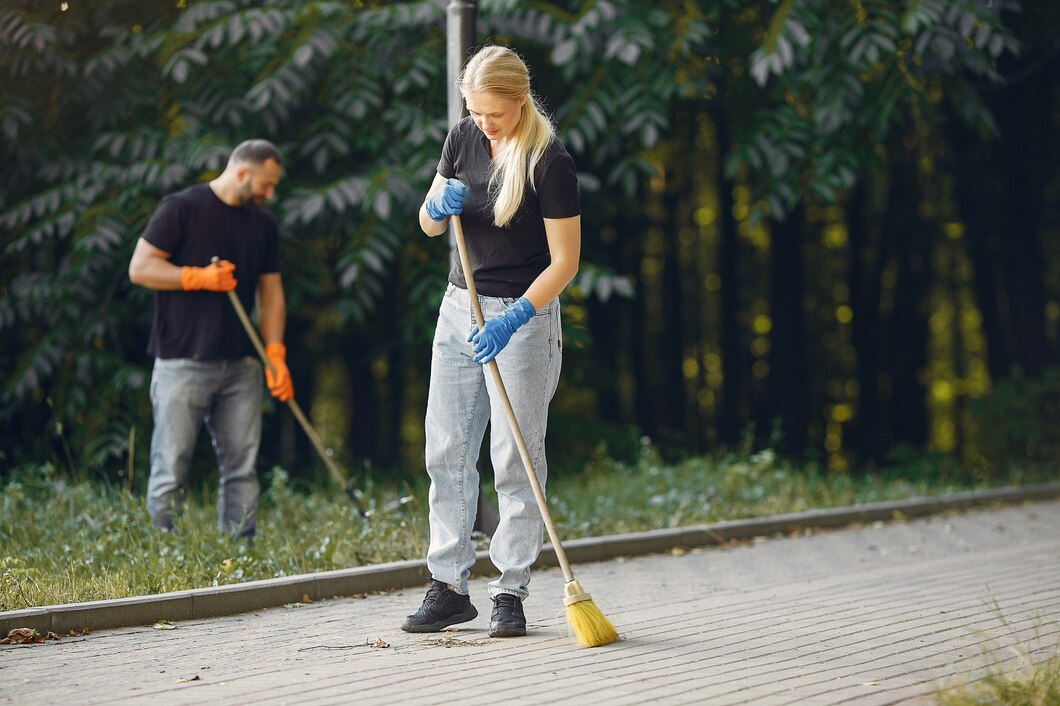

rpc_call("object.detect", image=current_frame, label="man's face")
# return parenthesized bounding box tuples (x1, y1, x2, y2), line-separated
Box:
(236, 157, 282, 208)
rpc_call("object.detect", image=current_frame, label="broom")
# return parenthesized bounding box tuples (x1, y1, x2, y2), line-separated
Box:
(451, 215, 618, 648)
(211, 257, 368, 516)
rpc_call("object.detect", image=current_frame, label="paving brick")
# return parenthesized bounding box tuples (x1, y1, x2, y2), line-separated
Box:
(2, 500, 1057, 705)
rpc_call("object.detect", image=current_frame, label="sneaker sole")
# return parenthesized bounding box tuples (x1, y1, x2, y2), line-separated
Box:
(488, 623, 527, 638)
(400, 606, 478, 633)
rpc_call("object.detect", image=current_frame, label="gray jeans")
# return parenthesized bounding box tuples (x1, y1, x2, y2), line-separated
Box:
(147, 357, 262, 538)
(425, 283, 562, 599)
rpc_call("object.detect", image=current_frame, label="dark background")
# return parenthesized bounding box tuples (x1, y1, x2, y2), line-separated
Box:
(1, 0, 1056, 489)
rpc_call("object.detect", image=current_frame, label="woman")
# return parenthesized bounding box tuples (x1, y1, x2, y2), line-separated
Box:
(401, 45, 580, 638)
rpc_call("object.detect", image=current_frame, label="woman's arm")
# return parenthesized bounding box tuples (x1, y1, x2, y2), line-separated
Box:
(420, 173, 452, 237)
(521, 215, 581, 311)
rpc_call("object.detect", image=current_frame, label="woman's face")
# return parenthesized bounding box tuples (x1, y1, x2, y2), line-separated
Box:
(465, 92, 526, 142)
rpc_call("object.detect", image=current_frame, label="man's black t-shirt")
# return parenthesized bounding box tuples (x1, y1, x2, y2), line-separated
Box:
(142, 183, 280, 359)
(437, 116, 580, 297)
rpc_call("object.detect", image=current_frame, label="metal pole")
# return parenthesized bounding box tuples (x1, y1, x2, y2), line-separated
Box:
(446, 0, 476, 131)
(446, 0, 476, 269)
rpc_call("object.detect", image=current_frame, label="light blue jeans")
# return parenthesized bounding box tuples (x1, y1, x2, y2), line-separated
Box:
(147, 357, 263, 539)
(425, 283, 562, 600)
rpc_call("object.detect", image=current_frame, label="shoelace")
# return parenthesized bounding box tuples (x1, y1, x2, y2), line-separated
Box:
(422, 585, 444, 607)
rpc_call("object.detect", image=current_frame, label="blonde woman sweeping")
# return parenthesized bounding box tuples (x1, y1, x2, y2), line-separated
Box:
(402, 45, 581, 638)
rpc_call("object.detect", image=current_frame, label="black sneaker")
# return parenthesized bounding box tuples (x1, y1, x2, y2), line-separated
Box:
(489, 593, 527, 637)
(401, 580, 478, 633)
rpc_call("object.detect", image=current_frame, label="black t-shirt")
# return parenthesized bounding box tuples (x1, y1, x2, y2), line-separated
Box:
(142, 183, 280, 359)
(437, 116, 580, 297)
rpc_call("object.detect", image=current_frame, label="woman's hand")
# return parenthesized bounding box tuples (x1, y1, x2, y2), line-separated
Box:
(468, 297, 536, 363)
(425, 179, 468, 221)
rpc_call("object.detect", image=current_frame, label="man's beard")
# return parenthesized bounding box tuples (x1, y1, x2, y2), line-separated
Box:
(237, 183, 259, 209)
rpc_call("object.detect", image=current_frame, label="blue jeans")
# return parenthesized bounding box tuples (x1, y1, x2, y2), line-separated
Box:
(425, 283, 562, 599)
(147, 357, 263, 538)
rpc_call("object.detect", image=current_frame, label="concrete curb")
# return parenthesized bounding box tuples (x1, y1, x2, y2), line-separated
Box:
(4, 481, 1058, 635)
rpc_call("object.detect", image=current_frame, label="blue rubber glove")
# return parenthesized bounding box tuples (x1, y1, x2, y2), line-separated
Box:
(468, 297, 536, 364)
(425, 178, 468, 221)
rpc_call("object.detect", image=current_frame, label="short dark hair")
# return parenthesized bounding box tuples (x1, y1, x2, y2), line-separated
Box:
(229, 139, 283, 167)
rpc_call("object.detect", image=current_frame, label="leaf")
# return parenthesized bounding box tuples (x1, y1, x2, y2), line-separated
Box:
(373, 190, 391, 219)
(294, 45, 313, 67)
(750, 50, 772, 87)
(1, 627, 41, 644)
(171, 59, 188, 84)
(152, 620, 177, 630)
(552, 39, 577, 65)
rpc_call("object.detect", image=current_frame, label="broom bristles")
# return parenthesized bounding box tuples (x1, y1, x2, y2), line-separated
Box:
(564, 580, 618, 648)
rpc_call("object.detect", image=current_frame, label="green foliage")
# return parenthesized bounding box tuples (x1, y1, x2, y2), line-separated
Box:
(970, 367, 1060, 470)
(934, 645, 1060, 706)
(0, 447, 1039, 610)
(0, 0, 1028, 477)
(549, 442, 987, 534)
(727, 0, 1019, 218)
(0, 464, 424, 610)
(3, 0, 697, 475)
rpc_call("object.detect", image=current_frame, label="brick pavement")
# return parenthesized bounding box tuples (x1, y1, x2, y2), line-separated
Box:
(4, 500, 1058, 705)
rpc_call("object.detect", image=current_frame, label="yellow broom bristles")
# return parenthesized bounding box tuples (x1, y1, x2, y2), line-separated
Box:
(564, 580, 618, 647)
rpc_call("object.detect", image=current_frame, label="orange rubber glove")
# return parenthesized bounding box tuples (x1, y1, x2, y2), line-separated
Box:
(265, 342, 294, 402)
(181, 260, 237, 291)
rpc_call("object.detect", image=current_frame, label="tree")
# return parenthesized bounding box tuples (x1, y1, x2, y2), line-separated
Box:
(0, 0, 1048, 480)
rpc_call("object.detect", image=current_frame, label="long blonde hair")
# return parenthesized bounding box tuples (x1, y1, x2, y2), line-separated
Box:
(459, 45, 555, 228)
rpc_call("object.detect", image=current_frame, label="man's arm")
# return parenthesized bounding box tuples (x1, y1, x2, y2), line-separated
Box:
(128, 238, 183, 290)
(257, 273, 286, 345)
(258, 272, 293, 401)
(129, 237, 237, 292)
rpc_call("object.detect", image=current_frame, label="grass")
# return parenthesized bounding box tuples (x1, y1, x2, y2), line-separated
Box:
(934, 648, 1060, 706)
(0, 445, 1052, 611)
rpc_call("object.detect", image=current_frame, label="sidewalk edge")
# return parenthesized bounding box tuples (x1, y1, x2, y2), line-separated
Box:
(4, 481, 1058, 635)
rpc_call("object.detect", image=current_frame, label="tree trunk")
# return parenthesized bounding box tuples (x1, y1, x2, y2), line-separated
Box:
(884, 154, 930, 449)
(629, 214, 658, 439)
(342, 333, 377, 462)
(767, 206, 808, 455)
(847, 180, 887, 464)
(991, 65, 1052, 376)
(948, 115, 1013, 379)
(713, 105, 748, 447)
(660, 120, 690, 442)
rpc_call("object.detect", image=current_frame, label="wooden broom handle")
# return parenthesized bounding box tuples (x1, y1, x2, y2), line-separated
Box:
(450, 216, 576, 584)
(211, 257, 366, 515)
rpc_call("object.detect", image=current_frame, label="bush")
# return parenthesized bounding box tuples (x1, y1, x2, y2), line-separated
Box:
(969, 366, 1060, 471)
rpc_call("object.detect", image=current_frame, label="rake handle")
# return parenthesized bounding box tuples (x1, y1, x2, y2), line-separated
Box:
(212, 257, 366, 515)
(450, 216, 576, 584)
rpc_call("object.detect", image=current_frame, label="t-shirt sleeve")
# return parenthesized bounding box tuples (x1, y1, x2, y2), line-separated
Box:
(537, 148, 580, 219)
(436, 123, 460, 179)
(141, 194, 184, 254)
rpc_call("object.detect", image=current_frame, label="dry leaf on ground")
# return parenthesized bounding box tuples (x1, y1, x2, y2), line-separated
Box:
(1, 628, 41, 644)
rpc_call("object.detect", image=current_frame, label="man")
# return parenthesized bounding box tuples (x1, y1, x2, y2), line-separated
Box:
(128, 139, 292, 539)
